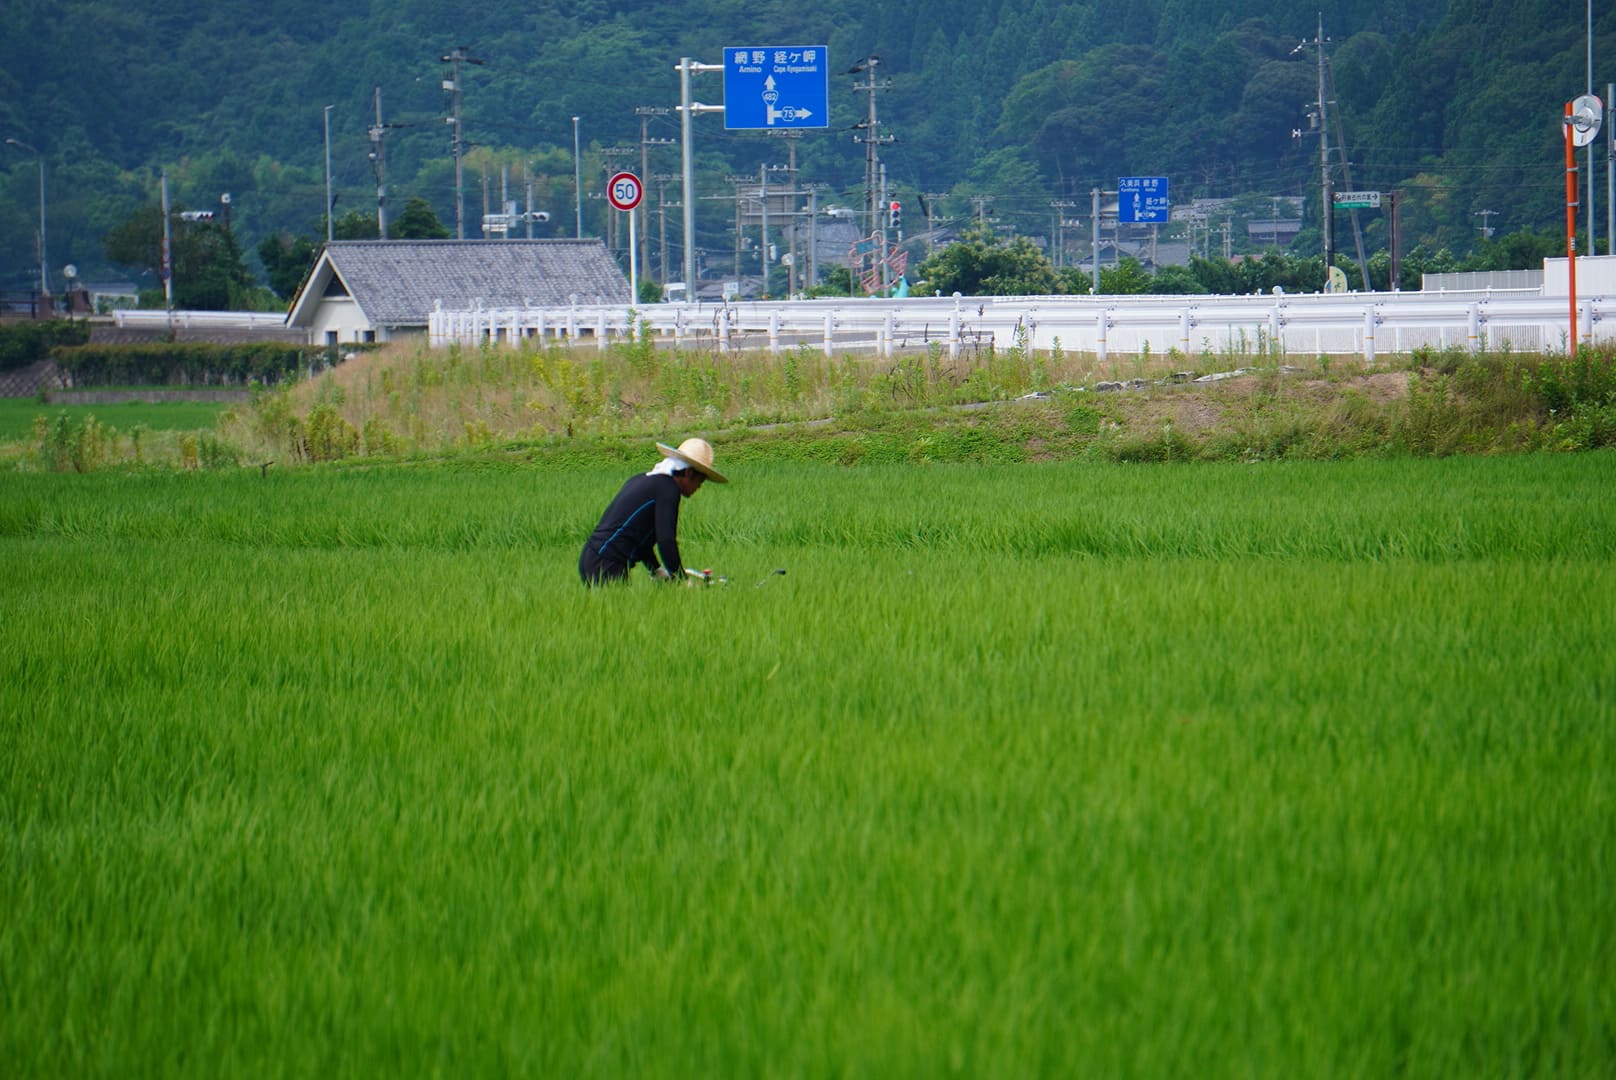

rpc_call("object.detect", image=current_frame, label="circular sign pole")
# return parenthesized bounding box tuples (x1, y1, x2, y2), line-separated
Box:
(1565, 94, 1603, 358)
(607, 171, 644, 303)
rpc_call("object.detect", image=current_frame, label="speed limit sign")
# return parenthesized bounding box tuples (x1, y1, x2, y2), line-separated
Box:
(606, 171, 643, 212)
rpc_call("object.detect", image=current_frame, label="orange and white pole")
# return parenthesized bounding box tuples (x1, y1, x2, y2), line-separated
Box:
(1567, 101, 1580, 360)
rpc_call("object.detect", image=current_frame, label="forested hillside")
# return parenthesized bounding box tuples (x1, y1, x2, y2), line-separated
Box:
(1, 0, 1609, 294)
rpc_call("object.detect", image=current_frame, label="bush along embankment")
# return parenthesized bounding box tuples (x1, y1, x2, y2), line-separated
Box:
(49, 341, 348, 389)
(0, 319, 91, 372)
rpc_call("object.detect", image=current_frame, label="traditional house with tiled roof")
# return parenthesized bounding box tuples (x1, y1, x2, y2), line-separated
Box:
(284, 239, 630, 345)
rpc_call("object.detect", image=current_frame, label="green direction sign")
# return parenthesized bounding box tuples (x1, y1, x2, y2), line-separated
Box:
(1333, 191, 1381, 210)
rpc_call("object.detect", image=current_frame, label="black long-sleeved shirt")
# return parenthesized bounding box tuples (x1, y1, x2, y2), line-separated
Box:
(580, 472, 685, 579)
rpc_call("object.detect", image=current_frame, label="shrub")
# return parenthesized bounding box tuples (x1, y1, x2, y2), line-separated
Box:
(0, 320, 90, 372)
(50, 342, 317, 386)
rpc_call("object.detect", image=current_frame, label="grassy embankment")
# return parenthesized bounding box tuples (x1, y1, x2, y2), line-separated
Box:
(5, 334, 1615, 469)
(3, 453, 1613, 1074)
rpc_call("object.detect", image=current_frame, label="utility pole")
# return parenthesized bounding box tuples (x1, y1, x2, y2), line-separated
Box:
(1474, 208, 1498, 239)
(851, 56, 893, 289)
(1050, 200, 1076, 267)
(323, 104, 335, 243)
(4, 137, 46, 305)
(769, 131, 801, 294)
(636, 107, 673, 281)
(971, 194, 994, 229)
(441, 46, 483, 240)
(1293, 18, 1333, 287)
(727, 173, 751, 286)
(368, 87, 388, 238)
(921, 192, 949, 257)
(160, 170, 173, 331)
(654, 173, 680, 283)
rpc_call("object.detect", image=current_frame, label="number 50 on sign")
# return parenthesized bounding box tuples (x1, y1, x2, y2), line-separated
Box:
(607, 172, 643, 212)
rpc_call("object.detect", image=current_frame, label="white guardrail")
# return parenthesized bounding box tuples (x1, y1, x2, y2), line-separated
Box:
(111, 310, 294, 330)
(428, 289, 1613, 361)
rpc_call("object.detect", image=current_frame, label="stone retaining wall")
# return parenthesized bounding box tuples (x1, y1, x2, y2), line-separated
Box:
(44, 388, 252, 405)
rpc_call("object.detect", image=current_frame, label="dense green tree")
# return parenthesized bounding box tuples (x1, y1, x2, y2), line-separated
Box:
(1465, 227, 1562, 271)
(1146, 263, 1202, 294)
(257, 232, 318, 301)
(915, 228, 1060, 296)
(392, 197, 450, 240)
(331, 211, 381, 240)
(1098, 257, 1152, 295)
(104, 205, 255, 310)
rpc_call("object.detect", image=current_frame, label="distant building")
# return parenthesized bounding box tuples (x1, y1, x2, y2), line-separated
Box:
(285, 239, 630, 345)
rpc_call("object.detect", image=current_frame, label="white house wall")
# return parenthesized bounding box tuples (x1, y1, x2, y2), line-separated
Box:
(306, 296, 379, 344)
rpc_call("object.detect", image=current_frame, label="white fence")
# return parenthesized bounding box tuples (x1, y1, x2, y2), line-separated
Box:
(427, 289, 1615, 362)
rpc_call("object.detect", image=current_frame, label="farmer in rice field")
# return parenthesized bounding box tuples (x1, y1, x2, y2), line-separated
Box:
(579, 437, 728, 585)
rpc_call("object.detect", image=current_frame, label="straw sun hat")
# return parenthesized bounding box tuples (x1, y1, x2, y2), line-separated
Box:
(656, 437, 729, 483)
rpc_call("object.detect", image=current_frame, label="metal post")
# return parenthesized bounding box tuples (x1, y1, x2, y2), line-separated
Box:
(160, 170, 173, 331)
(1567, 101, 1581, 360)
(808, 187, 818, 290)
(628, 208, 639, 303)
(371, 87, 388, 238)
(324, 104, 335, 242)
(680, 58, 694, 291)
(1317, 16, 1333, 287)
(676, 57, 724, 298)
(573, 116, 583, 238)
(1091, 187, 1101, 294)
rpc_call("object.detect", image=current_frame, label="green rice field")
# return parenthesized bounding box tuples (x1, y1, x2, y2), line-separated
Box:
(0, 398, 232, 442)
(2, 450, 1614, 1075)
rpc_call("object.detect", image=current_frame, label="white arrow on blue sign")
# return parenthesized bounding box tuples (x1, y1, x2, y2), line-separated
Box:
(1118, 176, 1170, 224)
(724, 46, 830, 130)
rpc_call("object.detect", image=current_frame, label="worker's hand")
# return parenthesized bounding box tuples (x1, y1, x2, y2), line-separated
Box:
(652, 566, 672, 581)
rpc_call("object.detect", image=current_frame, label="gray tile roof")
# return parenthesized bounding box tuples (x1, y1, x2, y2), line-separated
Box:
(309, 239, 630, 327)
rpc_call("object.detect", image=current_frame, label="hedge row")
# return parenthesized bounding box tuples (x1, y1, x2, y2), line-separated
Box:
(48, 342, 335, 387)
(0, 320, 92, 372)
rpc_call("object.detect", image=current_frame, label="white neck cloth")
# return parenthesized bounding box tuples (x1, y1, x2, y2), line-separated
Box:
(647, 456, 689, 477)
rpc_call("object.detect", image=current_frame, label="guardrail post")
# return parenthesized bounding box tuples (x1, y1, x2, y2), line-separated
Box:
(1096, 310, 1108, 363)
(596, 310, 609, 350)
(1581, 299, 1594, 346)
(1268, 308, 1281, 355)
(948, 309, 961, 358)
(1467, 302, 1481, 353)
(768, 310, 781, 355)
(566, 308, 578, 342)
(882, 312, 895, 358)
(1178, 308, 1191, 355)
(1363, 307, 1376, 365)
(673, 307, 685, 347)
(718, 307, 730, 350)
(823, 313, 835, 356)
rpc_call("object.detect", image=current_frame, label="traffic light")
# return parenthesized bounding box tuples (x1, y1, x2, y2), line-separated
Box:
(889, 200, 902, 233)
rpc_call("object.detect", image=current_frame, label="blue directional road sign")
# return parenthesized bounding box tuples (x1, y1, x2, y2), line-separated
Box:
(1118, 176, 1170, 224)
(724, 46, 830, 130)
